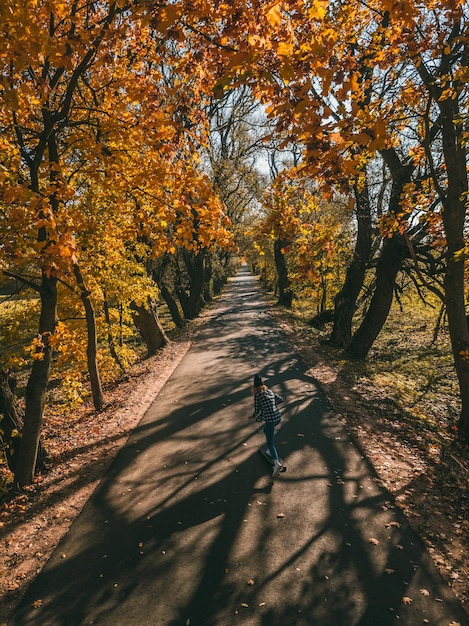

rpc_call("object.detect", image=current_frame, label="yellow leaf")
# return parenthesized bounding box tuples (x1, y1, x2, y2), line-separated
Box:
(158, 4, 182, 31)
(308, 0, 327, 20)
(277, 41, 293, 57)
(266, 4, 282, 26)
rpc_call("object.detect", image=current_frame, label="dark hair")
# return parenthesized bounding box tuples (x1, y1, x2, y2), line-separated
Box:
(253, 374, 263, 387)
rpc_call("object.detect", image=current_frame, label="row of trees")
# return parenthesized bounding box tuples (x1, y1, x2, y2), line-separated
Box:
(209, 0, 468, 444)
(0, 1, 468, 490)
(0, 2, 249, 488)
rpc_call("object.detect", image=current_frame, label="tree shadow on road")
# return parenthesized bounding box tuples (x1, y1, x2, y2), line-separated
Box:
(8, 266, 468, 626)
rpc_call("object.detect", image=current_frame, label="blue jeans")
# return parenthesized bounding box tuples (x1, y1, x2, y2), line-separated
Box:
(264, 421, 279, 461)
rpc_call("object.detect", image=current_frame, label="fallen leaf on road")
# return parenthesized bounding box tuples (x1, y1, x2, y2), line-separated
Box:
(32, 600, 43, 608)
(385, 521, 401, 529)
(277, 513, 285, 518)
(420, 588, 429, 596)
(247, 579, 255, 586)
(384, 568, 395, 575)
(241, 602, 249, 608)
(402, 596, 413, 605)
(258, 602, 266, 607)
(368, 537, 379, 545)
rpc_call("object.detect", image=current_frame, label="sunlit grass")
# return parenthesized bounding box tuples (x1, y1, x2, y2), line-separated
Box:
(282, 287, 461, 447)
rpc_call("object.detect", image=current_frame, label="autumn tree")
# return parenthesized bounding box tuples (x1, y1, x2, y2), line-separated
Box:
(201, 0, 468, 444)
(0, 0, 235, 487)
(251, 168, 352, 311)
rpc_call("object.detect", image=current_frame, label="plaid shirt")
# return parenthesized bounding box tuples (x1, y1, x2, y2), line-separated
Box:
(253, 388, 283, 423)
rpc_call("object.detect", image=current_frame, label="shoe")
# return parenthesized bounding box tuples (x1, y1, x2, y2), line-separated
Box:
(272, 460, 282, 477)
(265, 449, 272, 458)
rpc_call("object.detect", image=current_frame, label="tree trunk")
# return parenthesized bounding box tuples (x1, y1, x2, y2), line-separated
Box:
(14, 273, 57, 488)
(346, 151, 413, 359)
(0, 370, 24, 473)
(0, 370, 47, 475)
(346, 232, 406, 358)
(73, 264, 105, 410)
(203, 256, 213, 303)
(103, 296, 127, 373)
(179, 250, 206, 320)
(438, 98, 469, 444)
(131, 298, 169, 356)
(160, 283, 185, 328)
(331, 179, 373, 346)
(274, 238, 293, 307)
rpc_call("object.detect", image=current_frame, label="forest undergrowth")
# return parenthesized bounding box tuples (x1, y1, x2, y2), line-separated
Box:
(0, 292, 468, 623)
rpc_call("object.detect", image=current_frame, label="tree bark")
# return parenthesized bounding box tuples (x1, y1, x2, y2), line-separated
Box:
(415, 39, 469, 444)
(0, 370, 47, 476)
(346, 232, 406, 358)
(274, 238, 293, 307)
(346, 150, 413, 359)
(330, 179, 373, 346)
(103, 297, 127, 373)
(178, 250, 207, 320)
(0, 370, 24, 473)
(160, 283, 185, 328)
(131, 298, 169, 356)
(14, 274, 57, 488)
(203, 256, 213, 303)
(438, 98, 469, 444)
(73, 264, 105, 410)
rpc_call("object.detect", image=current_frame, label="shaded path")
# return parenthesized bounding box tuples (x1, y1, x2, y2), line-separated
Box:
(9, 266, 468, 625)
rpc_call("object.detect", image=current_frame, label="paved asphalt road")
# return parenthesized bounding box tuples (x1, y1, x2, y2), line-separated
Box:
(9, 266, 469, 626)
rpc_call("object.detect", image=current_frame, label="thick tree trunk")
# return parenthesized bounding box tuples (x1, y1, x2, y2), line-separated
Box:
(14, 274, 57, 488)
(274, 238, 293, 307)
(346, 151, 413, 359)
(0, 370, 47, 475)
(149, 255, 185, 328)
(73, 264, 104, 410)
(0, 370, 24, 472)
(439, 99, 469, 444)
(346, 232, 406, 358)
(160, 283, 185, 328)
(178, 250, 206, 320)
(331, 179, 373, 346)
(131, 298, 169, 356)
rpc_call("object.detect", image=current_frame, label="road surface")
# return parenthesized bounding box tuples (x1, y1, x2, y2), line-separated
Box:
(9, 265, 469, 625)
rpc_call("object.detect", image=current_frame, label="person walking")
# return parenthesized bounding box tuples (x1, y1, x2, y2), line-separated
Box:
(249, 374, 284, 476)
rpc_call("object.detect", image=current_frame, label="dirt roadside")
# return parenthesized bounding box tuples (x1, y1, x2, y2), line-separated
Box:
(1, 300, 468, 624)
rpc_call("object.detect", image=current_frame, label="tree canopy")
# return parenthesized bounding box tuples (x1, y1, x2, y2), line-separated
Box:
(0, 0, 468, 487)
